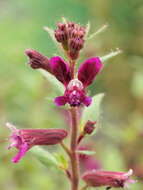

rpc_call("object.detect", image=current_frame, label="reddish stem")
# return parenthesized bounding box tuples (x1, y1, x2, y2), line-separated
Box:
(70, 107, 79, 190)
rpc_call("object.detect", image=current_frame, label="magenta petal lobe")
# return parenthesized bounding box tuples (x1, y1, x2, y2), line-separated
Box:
(50, 56, 71, 85)
(78, 57, 103, 87)
(54, 96, 67, 106)
(12, 143, 29, 163)
(83, 96, 92, 106)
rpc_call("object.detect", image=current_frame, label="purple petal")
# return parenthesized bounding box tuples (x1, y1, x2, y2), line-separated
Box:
(12, 143, 29, 163)
(50, 56, 71, 85)
(54, 96, 67, 106)
(83, 96, 92, 106)
(78, 57, 103, 87)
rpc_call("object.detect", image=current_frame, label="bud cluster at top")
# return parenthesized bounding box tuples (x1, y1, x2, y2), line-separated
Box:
(55, 21, 86, 60)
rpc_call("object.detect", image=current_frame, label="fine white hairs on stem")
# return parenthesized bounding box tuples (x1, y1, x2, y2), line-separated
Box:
(100, 48, 123, 62)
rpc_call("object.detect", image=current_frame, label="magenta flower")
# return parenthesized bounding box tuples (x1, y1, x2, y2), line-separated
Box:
(7, 123, 67, 163)
(82, 169, 135, 188)
(52, 56, 103, 107)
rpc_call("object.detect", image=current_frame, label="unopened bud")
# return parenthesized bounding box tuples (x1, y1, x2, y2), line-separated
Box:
(25, 49, 51, 73)
(55, 30, 68, 43)
(69, 38, 84, 60)
(57, 23, 66, 31)
(84, 121, 96, 135)
(69, 38, 84, 51)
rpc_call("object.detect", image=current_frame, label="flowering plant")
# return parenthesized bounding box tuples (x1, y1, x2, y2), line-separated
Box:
(5, 19, 135, 190)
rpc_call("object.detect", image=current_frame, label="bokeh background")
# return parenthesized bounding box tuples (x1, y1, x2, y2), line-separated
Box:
(0, 0, 143, 189)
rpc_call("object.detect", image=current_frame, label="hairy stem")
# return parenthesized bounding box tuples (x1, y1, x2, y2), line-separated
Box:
(70, 107, 79, 190)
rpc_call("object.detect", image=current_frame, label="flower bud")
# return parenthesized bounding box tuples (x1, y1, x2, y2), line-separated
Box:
(25, 49, 51, 73)
(54, 30, 68, 43)
(57, 23, 66, 31)
(82, 169, 135, 188)
(69, 38, 84, 51)
(84, 121, 96, 135)
(69, 38, 84, 60)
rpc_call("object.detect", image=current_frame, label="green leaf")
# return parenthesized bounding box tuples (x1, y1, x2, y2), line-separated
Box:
(77, 150, 96, 156)
(30, 146, 59, 168)
(81, 93, 104, 125)
(54, 153, 68, 170)
(39, 69, 64, 95)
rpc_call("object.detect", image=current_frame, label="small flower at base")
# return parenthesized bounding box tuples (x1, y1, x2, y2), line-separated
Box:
(6, 123, 67, 163)
(25, 49, 51, 73)
(82, 169, 136, 188)
(84, 121, 96, 135)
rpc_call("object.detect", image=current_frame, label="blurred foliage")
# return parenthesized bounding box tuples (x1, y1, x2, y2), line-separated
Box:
(0, 0, 143, 189)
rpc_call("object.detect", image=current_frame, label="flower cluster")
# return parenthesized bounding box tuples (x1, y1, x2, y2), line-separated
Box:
(55, 22, 86, 60)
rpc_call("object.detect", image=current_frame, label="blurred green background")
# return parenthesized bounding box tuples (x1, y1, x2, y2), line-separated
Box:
(0, 0, 143, 189)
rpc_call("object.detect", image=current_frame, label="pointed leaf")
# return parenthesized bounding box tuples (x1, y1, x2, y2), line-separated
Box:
(54, 153, 68, 170)
(30, 146, 59, 168)
(81, 93, 104, 125)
